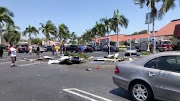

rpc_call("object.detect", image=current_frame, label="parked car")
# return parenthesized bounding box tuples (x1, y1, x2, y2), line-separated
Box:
(134, 41, 148, 52)
(47, 46, 53, 51)
(113, 52, 180, 101)
(156, 40, 173, 52)
(17, 44, 29, 53)
(84, 46, 93, 52)
(95, 46, 103, 51)
(32, 45, 44, 53)
(102, 46, 119, 52)
(41, 45, 47, 52)
(125, 46, 137, 56)
(87, 44, 96, 50)
(66, 45, 81, 52)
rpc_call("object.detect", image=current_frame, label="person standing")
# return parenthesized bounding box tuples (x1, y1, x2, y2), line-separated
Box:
(10, 45, 17, 67)
(52, 45, 55, 55)
(0, 45, 3, 58)
(55, 45, 59, 56)
(36, 44, 40, 59)
(80, 45, 84, 53)
(29, 45, 32, 55)
(7, 45, 11, 56)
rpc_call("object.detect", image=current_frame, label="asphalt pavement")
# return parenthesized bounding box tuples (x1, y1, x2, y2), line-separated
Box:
(0, 51, 134, 101)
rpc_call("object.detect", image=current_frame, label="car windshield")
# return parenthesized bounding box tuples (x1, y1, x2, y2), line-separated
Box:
(162, 41, 172, 44)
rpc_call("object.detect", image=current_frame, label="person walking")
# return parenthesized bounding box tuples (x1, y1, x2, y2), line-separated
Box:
(55, 45, 59, 56)
(80, 45, 84, 54)
(36, 44, 40, 59)
(10, 45, 17, 67)
(7, 45, 11, 56)
(52, 45, 55, 55)
(0, 45, 3, 58)
(29, 45, 32, 55)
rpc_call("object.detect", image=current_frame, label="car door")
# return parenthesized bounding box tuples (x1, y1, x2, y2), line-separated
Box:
(142, 58, 163, 97)
(157, 56, 180, 101)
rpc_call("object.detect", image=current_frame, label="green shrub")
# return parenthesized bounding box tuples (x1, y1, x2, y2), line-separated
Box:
(64, 52, 90, 59)
(141, 51, 150, 55)
(119, 45, 127, 48)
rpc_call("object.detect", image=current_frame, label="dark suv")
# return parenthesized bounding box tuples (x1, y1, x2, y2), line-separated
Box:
(17, 45, 29, 53)
(66, 45, 81, 52)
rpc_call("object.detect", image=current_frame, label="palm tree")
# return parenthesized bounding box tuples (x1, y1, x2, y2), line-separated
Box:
(0, 7, 14, 44)
(134, 0, 179, 53)
(0, 7, 14, 24)
(3, 23, 21, 45)
(134, 0, 179, 19)
(82, 29, 93, 43)
(39, 20, 57, 45)
(110, 10, 128, 47)
(69, 32, 77, 44)
(58, 23, 70, 44)
(23, 25, 39, 45)
(100, 17, 112, 54)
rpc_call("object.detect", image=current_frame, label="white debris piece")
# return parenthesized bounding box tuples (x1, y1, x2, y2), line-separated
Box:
(129, 58, 133, 61)
(44, 56, 55, 60)
(48, 60, 60, 64)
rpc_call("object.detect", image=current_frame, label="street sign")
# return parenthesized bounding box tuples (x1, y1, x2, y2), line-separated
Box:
(152, 38, 155, 45)
(127, 39, 131, 43)
(145, 12, 153, 24)
(106, 38, 109, 43)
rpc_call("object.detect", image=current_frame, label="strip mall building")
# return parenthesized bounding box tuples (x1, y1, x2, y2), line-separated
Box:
(91, 19, 180, 47)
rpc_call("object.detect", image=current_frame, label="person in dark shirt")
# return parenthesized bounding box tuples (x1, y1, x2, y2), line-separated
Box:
(0, 44, 3, 57)
(36, 44, 40, 59)
(52, 45, 55, 55)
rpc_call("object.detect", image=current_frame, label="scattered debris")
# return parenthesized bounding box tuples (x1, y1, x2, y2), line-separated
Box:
(48, 56, 85, 65)
(86, 68, 92, 71)
(44, 56, 55, 60)
(95, 67, 99, 69)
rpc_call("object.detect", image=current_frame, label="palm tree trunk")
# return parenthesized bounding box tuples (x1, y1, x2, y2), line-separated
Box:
(0, 23, 2, 45)
(152, 16, 156, 53)
(116, 25, 119, 47)
(49, 39, 50, 46)
(108, 31, 110, 55)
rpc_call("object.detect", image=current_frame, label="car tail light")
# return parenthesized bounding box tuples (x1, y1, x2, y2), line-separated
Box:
(115, 66, 120, 74)
(169, 45, 172, 48)
(162, 45, 167, 47)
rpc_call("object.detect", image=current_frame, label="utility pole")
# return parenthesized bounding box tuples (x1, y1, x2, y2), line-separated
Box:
(152, 16, 156, 53)
(0, 33, 1, 45)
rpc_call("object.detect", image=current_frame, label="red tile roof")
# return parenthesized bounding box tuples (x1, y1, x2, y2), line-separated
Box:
(92, 20, 180, 42)
(155, 20, 180, 36)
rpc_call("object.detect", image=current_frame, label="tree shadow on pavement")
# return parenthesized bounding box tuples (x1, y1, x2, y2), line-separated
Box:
(109, 87, 132, 100)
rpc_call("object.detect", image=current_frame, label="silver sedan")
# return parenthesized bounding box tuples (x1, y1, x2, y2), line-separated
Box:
(113, 51, 180, 101)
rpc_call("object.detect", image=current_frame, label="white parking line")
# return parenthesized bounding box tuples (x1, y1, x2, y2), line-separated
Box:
(63, 88, 112, 101)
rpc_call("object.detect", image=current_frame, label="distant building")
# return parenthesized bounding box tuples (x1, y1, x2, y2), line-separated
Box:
(42, 38, 60, 46)
(92, 19, 180, 46)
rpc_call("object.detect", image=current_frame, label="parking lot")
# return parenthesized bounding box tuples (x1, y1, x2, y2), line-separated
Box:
(0, 51, 138, 101)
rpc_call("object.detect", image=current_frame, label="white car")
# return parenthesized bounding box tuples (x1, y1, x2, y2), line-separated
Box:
(32, 45, 45, 53)
(125, 46, 137, 56)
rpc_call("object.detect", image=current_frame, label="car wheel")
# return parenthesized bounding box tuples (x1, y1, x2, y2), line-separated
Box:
(130, 81, 154, 101)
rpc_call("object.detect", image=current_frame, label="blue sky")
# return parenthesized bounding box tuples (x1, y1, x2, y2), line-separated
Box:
(1, 0, 180, 38)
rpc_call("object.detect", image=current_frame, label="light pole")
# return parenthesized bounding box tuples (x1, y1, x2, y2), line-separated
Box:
(0, 32, 1, 45)
(134, 0, 156, 53)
